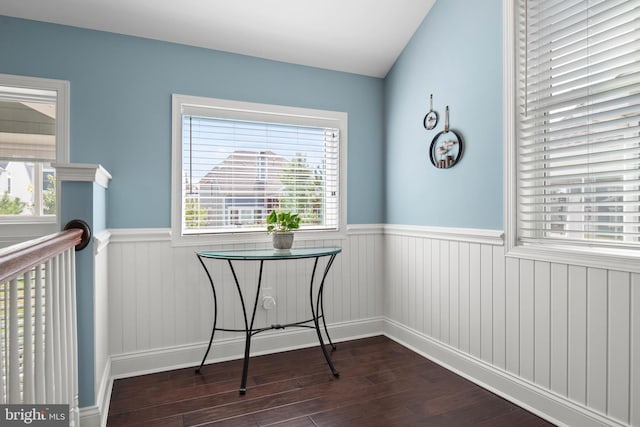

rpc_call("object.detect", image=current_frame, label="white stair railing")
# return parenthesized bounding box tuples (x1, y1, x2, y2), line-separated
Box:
(0, 221, 90, 427)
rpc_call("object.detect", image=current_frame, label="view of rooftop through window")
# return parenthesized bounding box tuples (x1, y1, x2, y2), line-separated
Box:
(181, 115, 339, 234)
(0, 86, 57, 218)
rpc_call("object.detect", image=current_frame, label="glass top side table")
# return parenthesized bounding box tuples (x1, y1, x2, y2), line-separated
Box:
(198, 246, 341, 260)
(195, 246, 342, 394)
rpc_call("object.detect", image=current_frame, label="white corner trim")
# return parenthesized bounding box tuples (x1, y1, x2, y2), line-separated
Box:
(503, 0, 518, 256)
(384, 318, 622, 427)
(93, 230, 111, 255)
(78, 406, 101, 427)
(79, 341, 112, 427)
(96, 358, 113, 427)
(53, 163, 112, 188)
(384, 224, 504, 245)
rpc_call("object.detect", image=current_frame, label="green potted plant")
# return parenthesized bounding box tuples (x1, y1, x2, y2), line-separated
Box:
(266, 210, 300, 250)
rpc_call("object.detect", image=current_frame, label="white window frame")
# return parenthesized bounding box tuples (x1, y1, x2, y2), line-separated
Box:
(503, 0, 640, 273)
(171, 94, 348, 247)
(0, 74, 69, 243)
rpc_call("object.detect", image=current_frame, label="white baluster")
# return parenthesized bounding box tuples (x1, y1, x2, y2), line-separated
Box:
(23, 270, 34, 403)
(45, 258, 55, 403)
(58, 250, 68, 405)
(68, 249, 79, 426)
(34, 265, 45, 404)
(9, 278, 19, 402)
(0, 281, 7, 403)
(52, 254, 62, 403)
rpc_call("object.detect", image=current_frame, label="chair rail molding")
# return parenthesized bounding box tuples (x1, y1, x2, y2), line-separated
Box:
(384, 224, 504, 245)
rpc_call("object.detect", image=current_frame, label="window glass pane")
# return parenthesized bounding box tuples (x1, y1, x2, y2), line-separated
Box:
(181, 115, 339, 234)
(516, 0, 640, 248)
(0, 86, 57, 218)
(43, 163, 56, 216)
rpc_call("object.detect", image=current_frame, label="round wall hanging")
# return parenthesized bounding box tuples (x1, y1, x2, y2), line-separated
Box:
(429, 106, 464, 169)
(423, 94, 439, 130)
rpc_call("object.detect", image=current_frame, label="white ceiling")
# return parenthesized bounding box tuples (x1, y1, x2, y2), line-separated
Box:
(1, 0, 437, 78)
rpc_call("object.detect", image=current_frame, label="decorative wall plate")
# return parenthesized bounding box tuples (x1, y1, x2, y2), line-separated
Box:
(429, 106, 464, 169)
(429, 129, 464, 168)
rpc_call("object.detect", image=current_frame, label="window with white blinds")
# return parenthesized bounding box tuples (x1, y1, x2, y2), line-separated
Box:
(173, 95, 345, 236)
(0, 75, 65, 220)
(516, 0, 640, 249)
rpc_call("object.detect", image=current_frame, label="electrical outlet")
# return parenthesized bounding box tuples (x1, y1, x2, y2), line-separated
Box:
(262, 287, 276, 310)
(262, 295, 276, 310)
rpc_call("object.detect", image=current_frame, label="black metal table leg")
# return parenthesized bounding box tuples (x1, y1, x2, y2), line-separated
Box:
(196, 255, 218, 374)
(232, 259, 264, 394)
(310, 257, 339, 377)
(239, 330, 251, 395)
(319, 254, 337, 351)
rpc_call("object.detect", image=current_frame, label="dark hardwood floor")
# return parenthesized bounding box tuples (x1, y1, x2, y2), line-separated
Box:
(107, 336, 555, 426)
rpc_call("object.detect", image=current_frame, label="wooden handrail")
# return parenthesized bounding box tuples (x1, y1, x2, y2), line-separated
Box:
(0, 220, 91, 284)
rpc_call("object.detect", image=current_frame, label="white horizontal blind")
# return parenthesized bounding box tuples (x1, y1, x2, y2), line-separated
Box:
(181, 115, 339, 234)
(517, 0, 640, 248)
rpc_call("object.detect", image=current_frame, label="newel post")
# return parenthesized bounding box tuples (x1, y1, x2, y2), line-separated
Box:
(54, 164, 112, 409)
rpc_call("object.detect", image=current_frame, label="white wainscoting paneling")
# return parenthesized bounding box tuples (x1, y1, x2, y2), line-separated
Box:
(384, 225, 638, 427)
(107, 227, 384, 378)
(104, 224, 638, 427)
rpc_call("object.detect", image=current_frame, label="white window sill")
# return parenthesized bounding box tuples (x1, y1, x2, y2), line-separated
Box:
(0, 220, 58, 247)
(506, 242, 640, 274)
(0, 216, 56, 224)
(171, 228, 347, 248)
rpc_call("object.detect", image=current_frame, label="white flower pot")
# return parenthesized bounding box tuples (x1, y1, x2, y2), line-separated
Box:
(272, 231, 294, 250)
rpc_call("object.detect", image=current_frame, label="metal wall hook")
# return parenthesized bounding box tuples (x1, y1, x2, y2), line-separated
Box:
(444, 106, 450, 133)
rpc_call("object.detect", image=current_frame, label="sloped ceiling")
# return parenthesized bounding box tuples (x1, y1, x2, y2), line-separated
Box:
(1, 0, 437, 77)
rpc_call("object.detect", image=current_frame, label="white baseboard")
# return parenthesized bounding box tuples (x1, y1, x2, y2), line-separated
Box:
(79, 358, 113, 427)
(383, 318, 624, 427)
(78, 406, 101, 427)
(110, 317, 384, 379)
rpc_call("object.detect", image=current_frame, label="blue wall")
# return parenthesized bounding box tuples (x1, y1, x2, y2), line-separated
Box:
(0, 14, 386, 409)
(0, 16, 385, 227)
(384, 0, 503, 229)
(1, 2, 505, 407)
(1, 3, 504, 230)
